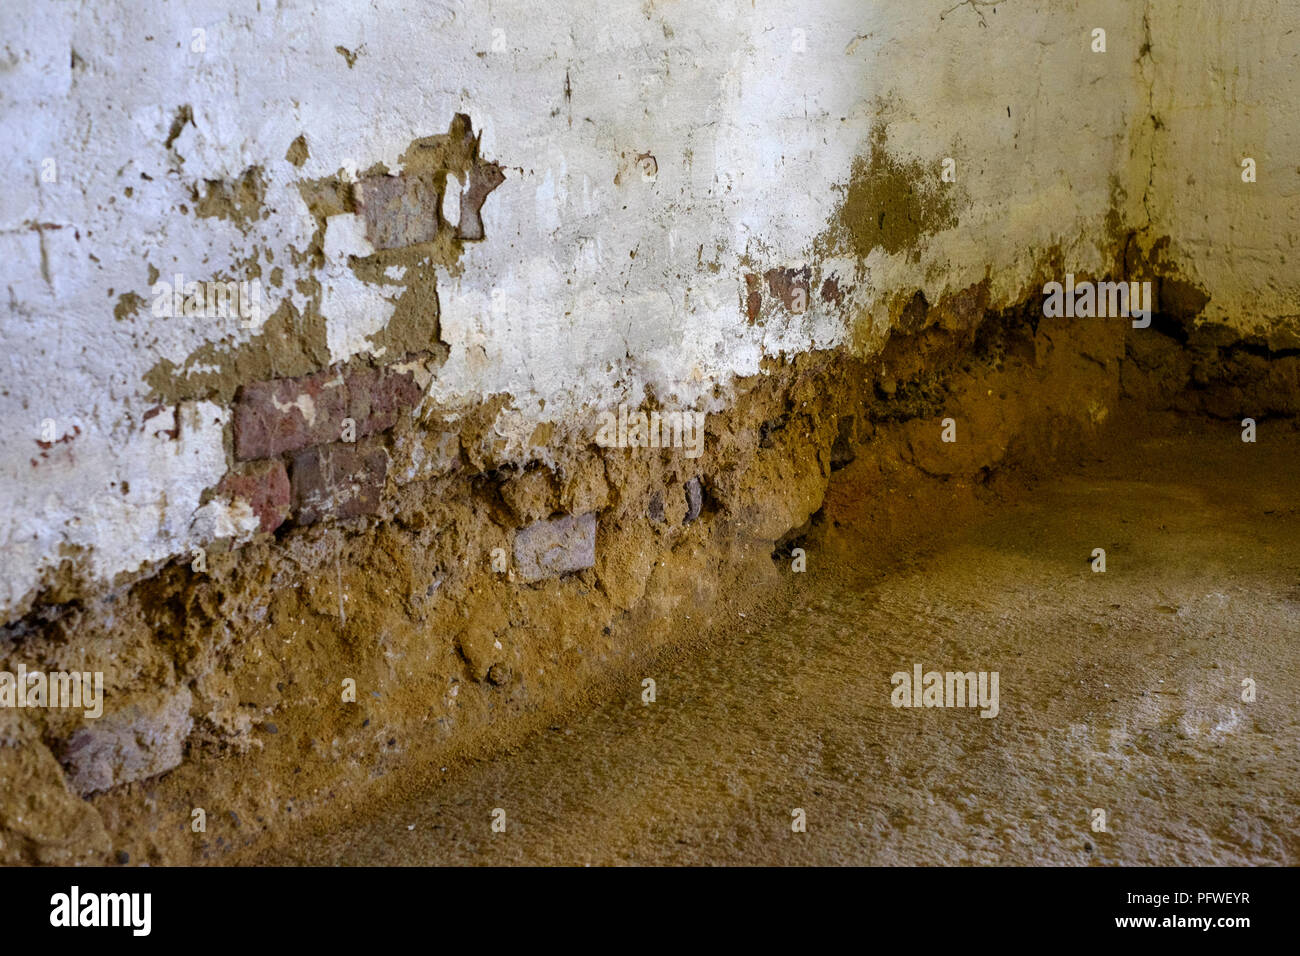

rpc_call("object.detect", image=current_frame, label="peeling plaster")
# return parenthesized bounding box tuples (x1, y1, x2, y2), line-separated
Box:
(0, 0, 1169, 618)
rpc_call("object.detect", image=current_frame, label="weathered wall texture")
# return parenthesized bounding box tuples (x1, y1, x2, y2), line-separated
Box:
(1144, 0, 1300, 343)
(0, 0, 1149, 620)
(8, 1, 1300, 865)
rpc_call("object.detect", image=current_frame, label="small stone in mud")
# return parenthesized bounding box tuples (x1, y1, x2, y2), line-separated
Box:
(264, 723, 278, 734)
(684, 477, 703, 523)
(513, 512, 597, 581)
(116, 850, 129, 864)
(58, 686, 193, 795)
(487, 663, 512, 686)
(648, 491, 665, 523)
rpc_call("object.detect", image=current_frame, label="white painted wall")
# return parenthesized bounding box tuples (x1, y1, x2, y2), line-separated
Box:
(0, 0, 1145, 620)
(1147, 0, 1300, 343)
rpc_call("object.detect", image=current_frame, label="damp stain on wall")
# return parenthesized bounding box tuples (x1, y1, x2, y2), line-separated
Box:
(818, 122, 962, 262)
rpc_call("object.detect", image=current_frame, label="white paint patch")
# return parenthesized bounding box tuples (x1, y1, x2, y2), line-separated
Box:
(1, 402, 231, 613)
(1147, 0, 1300, 339)
(0, 0, 1168, 617)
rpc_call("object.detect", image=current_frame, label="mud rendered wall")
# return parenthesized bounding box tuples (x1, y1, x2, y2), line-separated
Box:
(1, 0, 1147, 620)
(10, 1, 1268, 865)
(1143, 0, 1300, 345)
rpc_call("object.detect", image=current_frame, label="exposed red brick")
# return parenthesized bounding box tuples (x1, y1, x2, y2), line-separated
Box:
(233, 373, 344, 460)
(744, 273, 762, 323)
(358, 172, 440, 249)
(218, 460, 290, 534)
(233, 362, 424, 460)
(347, 363, 425, 437)
(764, 266, 811, 313)
(820, 276, 845, 305)
(290, 442, 388, 524)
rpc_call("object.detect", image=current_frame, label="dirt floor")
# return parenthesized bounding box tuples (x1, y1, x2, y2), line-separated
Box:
(242, 418, 1300, 865)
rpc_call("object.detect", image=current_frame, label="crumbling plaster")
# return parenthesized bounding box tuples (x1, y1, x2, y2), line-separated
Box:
(1, 0, 1169, 618)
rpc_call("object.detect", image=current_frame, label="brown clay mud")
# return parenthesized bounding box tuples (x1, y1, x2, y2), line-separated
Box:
(3, 288, 1297, 865)
(242, 419, 1300, 865)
